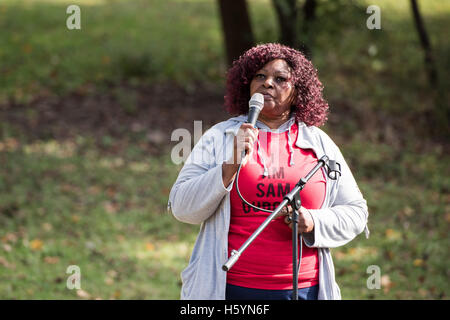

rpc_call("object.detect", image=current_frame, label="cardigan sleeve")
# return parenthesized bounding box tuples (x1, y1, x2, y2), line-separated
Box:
(303, 131, 369, 248)
(168, 128, 233, 225)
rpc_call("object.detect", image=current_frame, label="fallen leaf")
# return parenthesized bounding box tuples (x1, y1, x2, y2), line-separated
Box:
(0, 256, 11, 268)
(381, 275, 394, 293)
(30, 239, 43, 251)
(85, 241, 96, 250)
(418, 288, 428, 297)
(112, 290, 121, 299)
(88, 186, 101, 195)
(334, 250, 346, 260)
(103, 201, 117, 214)
(145, 243, 155, 251)
(61, 184, 77, 193)
(106, 186, 118, 198)
(445, 212, 450, 223)
(101, 55, 111, 65)
(413, 259, 424, 267)
(402, 206, 413, 217)
(42, 223, 53, 232)
(76, 289, 91, 299)
(44, 256, 60, 264)
(385, 228, 401, 241)
(385, 250, 394, 261)
(107, 270, 118, 278)
(22, 43, 32, 54)
(2, 232, 18, 243)
(147, 130, 166, 145)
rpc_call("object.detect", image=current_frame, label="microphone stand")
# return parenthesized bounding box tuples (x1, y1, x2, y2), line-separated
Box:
(222, 155, 330, 300)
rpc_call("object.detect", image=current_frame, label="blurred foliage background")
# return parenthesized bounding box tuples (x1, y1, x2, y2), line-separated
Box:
(0, 0, 448, 299)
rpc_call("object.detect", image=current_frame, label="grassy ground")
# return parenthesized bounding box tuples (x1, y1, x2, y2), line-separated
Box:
(0, 0, 225, 104)
(0, 139, 198, 299)
(0, 0, 449, 299)
(1, 128, 447, 299)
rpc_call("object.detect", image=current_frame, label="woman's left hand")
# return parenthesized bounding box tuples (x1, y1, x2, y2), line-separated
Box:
(280, 205, 314, 233)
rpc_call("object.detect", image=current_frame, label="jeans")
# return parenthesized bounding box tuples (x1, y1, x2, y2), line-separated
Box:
(226, 283, 319, 300)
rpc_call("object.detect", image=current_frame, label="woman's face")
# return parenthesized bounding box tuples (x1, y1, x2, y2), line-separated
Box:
(249, 59, 296, 121)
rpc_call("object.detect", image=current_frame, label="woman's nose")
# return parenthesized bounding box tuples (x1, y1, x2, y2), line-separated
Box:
(263, 76, 274, 88)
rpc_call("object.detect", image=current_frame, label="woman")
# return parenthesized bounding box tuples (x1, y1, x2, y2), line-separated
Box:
(168, 43, 369, 300)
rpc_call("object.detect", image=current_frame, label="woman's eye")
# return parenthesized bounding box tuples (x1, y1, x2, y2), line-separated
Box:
(255, 74, 265, 80)
(276, 77, 286, 82)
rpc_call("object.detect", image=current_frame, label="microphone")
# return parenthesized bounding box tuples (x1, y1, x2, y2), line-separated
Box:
(240, 93, 264, 159)
(247, 93, 264, 127)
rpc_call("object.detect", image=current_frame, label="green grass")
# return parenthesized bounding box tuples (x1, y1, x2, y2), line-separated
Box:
(0, 0, 225, 104)
(0, 133, 448, 299)
(335, 138, 449, 299)
(1, 0, 449, 110)
(0, 138, 198, 299)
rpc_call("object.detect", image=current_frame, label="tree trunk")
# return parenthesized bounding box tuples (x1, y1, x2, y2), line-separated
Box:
(300, 0, 316, 60)
(410, 0, 437, 85)
(303, 0, 316, 24)
(410, 0, 447, 138)
(272, 0, 298, 48)
(272, 0, 316, 59)
(217, 0, 254, 67)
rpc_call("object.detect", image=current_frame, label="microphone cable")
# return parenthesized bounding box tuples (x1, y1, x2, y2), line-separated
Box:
(234, 155, 303, 292)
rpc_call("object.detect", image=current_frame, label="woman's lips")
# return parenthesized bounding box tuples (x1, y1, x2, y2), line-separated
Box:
(262, 93, 274, 100)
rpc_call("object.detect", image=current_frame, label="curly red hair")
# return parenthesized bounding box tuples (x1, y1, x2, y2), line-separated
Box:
(224, 43, 328, 127)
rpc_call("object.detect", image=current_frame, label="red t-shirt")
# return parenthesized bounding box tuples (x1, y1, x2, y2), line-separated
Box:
(227, 123, 326, 289)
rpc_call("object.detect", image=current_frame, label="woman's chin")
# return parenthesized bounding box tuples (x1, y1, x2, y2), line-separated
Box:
(263, 101, 276, 109)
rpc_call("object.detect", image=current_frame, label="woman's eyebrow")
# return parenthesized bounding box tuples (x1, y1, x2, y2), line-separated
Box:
(258, 68, 291, 75)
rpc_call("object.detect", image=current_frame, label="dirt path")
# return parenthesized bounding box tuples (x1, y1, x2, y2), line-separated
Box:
(0, 84, 230, 155)
(1, 83, 446, 156)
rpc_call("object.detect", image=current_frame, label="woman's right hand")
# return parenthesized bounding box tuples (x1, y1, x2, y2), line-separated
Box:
(222, 123, 259, 187)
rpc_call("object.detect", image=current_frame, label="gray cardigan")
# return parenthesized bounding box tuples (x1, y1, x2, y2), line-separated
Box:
(168, 116, 369, 300)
